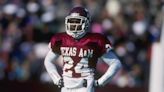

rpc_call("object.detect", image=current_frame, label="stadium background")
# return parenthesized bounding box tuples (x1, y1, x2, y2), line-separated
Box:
(0, 0, 163, 92)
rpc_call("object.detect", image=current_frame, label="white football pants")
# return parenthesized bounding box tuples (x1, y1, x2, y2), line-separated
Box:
(61, 75, 95, 92)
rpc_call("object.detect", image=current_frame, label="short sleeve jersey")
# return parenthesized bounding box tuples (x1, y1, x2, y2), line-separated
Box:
(50, 32, 112, 78)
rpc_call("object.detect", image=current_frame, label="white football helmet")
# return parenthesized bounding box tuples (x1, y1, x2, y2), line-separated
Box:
(65, 7, 90, 39)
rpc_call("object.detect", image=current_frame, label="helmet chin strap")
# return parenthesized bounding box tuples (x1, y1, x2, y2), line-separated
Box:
(66, 30, 87, 39)
(67, 32, 86, 40)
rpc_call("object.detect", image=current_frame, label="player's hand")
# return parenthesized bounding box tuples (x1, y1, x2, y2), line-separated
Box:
(58, 78, 64, 88)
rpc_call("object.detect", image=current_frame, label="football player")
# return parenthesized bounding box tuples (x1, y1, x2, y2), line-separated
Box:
(44, 6, 122, 92)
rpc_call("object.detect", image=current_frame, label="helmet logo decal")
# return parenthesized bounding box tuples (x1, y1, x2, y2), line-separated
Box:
(70, 13, 80, 17)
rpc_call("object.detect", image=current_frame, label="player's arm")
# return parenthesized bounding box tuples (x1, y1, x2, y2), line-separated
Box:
(44, 49, 62, 86)
(96, 50, 122, 87)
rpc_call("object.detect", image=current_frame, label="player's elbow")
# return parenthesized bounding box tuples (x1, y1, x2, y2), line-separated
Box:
(44, 51, 57, 67)
(114, 59, 122, 70)
(44, 57, 48, 68)
(44, 54, 51, 68)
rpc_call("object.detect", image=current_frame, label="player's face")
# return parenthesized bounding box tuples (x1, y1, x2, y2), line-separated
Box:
(67, 18, 83, 31)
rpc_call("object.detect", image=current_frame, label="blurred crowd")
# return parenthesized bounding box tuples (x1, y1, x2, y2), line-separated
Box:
(0, 0, 163, 88)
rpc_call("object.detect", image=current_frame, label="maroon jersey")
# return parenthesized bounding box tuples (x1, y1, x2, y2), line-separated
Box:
(50, 32, 112, 78)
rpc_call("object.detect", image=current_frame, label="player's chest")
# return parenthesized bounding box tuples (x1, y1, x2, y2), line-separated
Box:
(60, 40, 99, 58)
